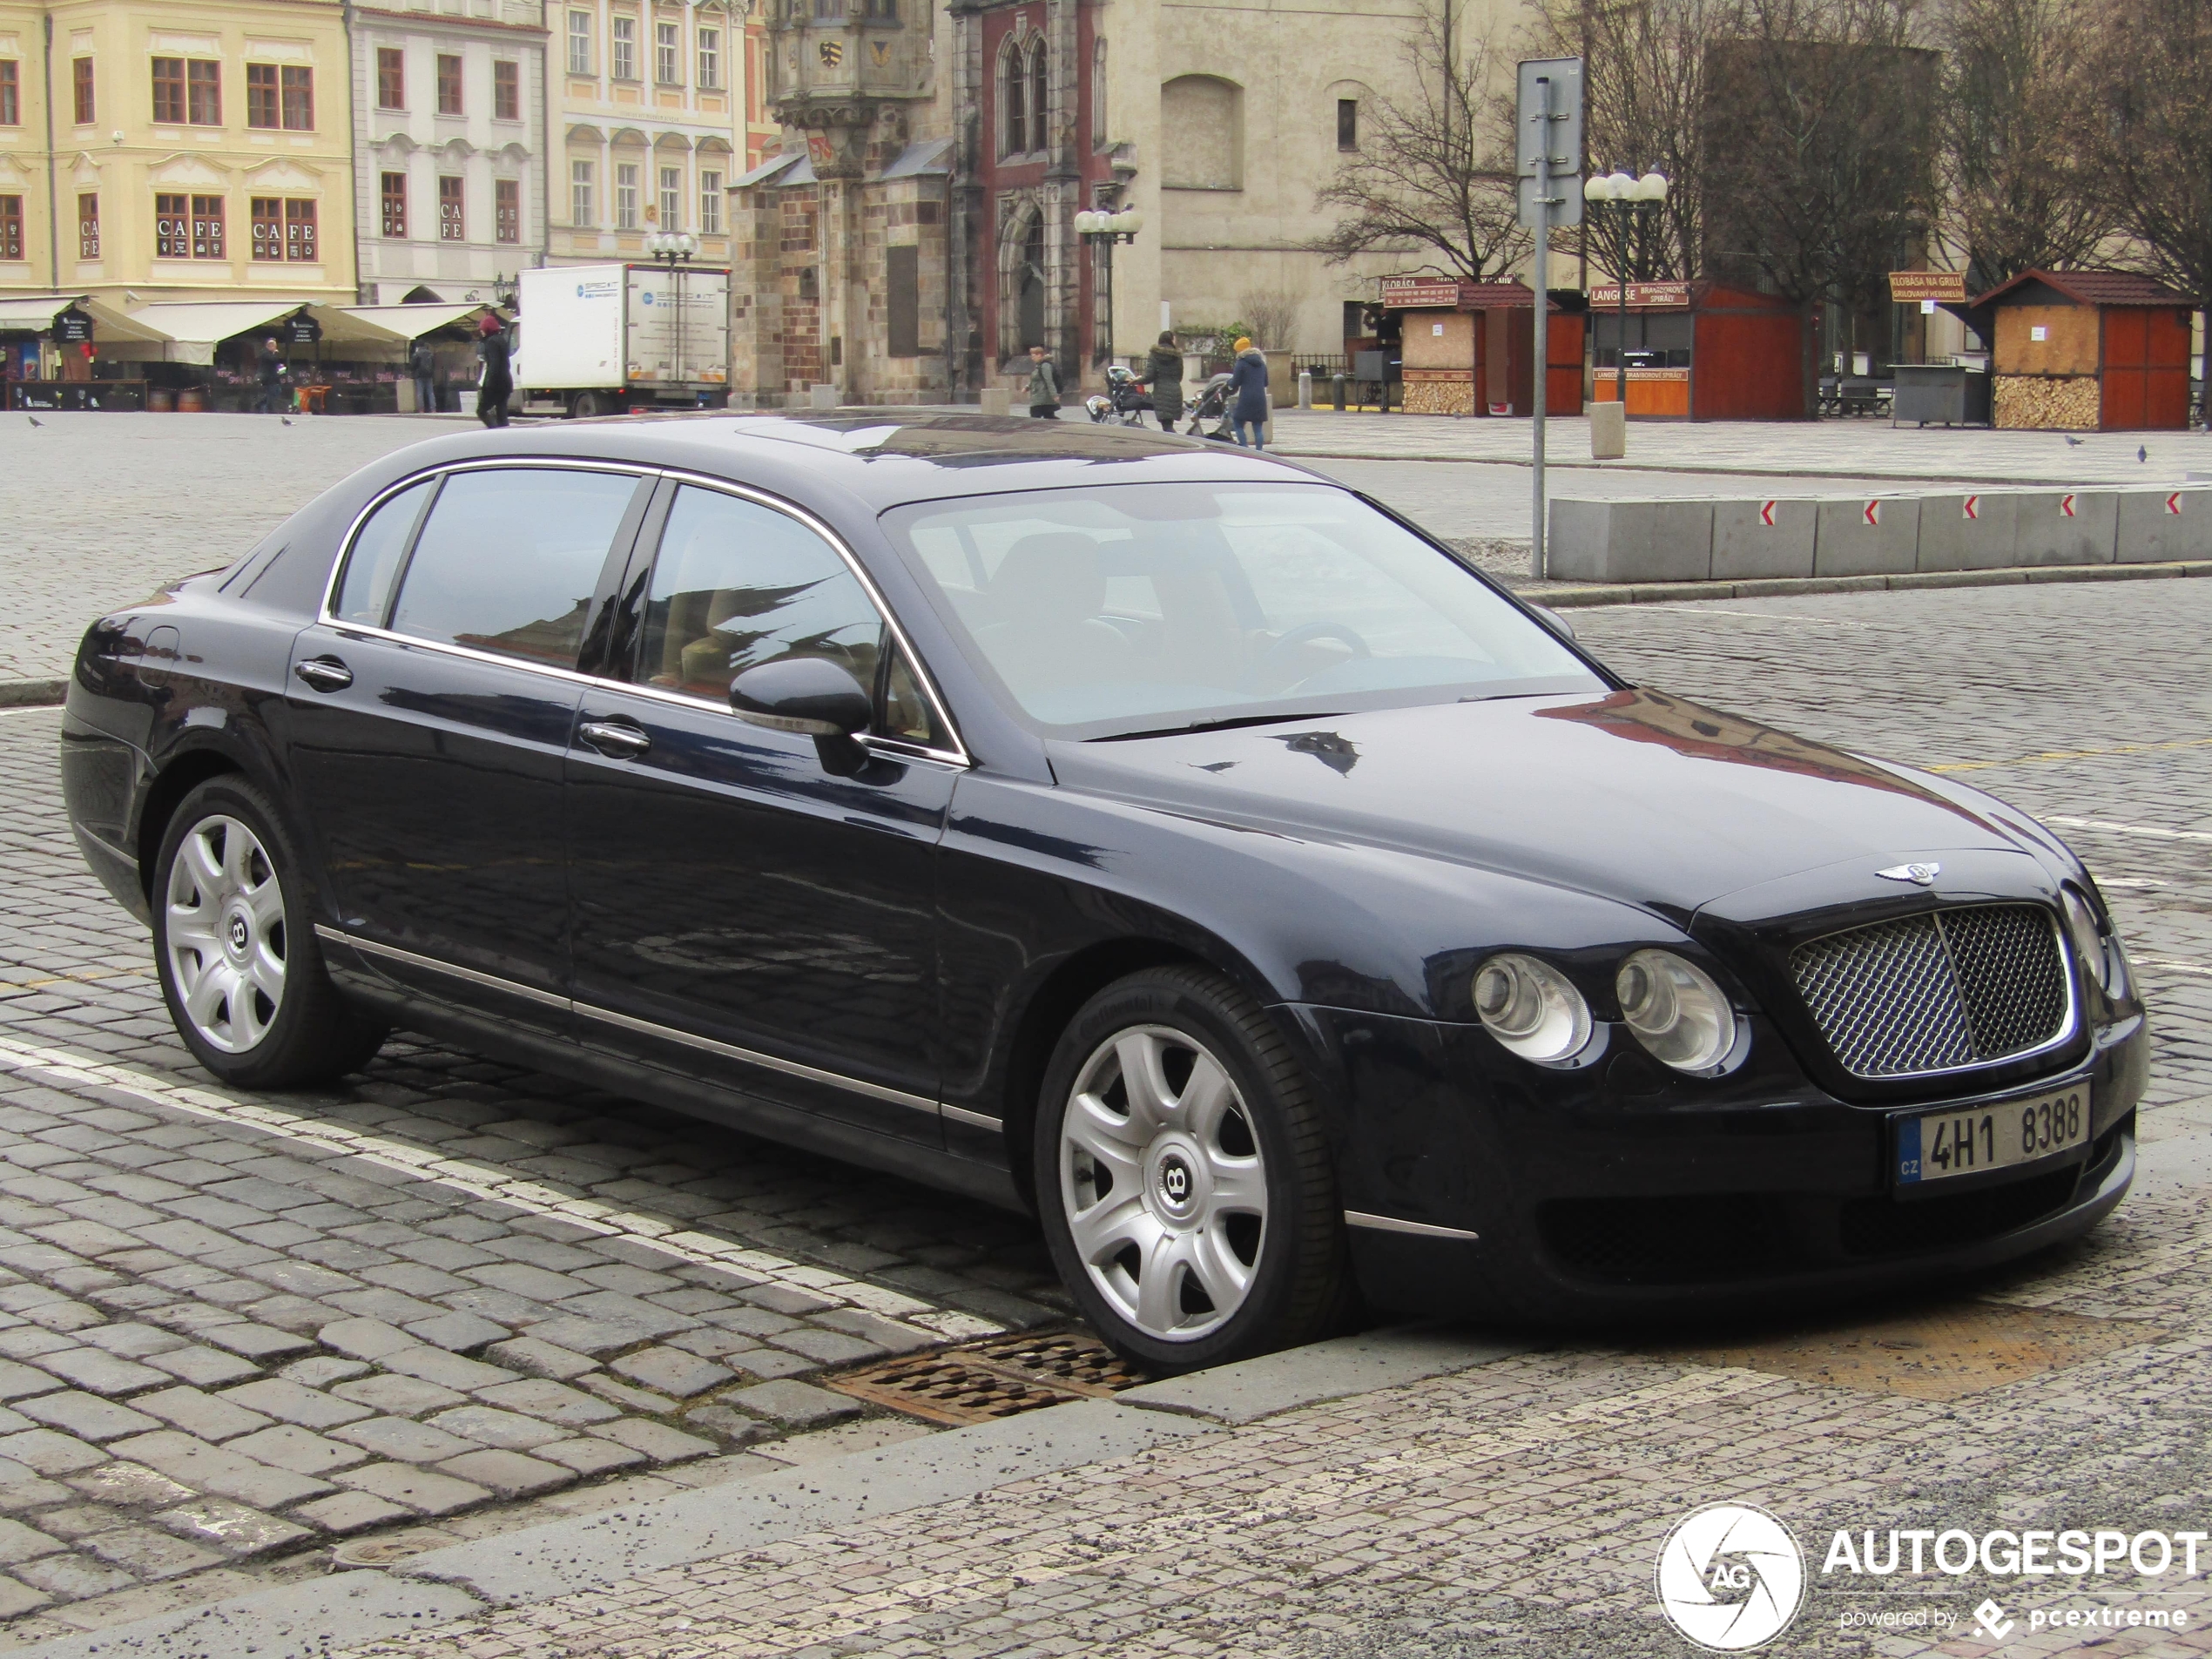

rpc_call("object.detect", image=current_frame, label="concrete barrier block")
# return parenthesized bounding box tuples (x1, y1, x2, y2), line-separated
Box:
(1915, 490, 2021, 571)
(1814, 495, 1920, 577)
(977, 387, 1012, 417)
(2009, 489, 2117, 564)
(1546, 498, 1713, 583)
(808, 383, 841, 410)
(1588, 401, 1626, 461)
(2115, 486, 2212, 563)
(1711, 497, 1815, 580)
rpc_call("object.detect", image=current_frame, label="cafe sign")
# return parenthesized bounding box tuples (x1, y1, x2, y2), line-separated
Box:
(51, 307, 95, 344)
(287, 314, 322, 345)
(1586, 281, 1692, 308)
(1888, 270, 1967, 304)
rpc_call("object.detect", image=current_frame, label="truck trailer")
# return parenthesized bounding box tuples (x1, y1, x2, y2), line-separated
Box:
(514, 262, 730, 417)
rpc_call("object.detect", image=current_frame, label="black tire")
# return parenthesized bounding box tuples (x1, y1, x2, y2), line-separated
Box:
(1033, 966, 1356, 1372)
(571, 390, 606, 418)
(151, 776, 388, 1089)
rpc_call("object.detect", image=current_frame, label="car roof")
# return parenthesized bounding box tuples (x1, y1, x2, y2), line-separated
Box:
(380, 411, 1331, 512)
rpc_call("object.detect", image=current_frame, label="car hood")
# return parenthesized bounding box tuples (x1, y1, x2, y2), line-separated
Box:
(1046, 687, 2030, 923)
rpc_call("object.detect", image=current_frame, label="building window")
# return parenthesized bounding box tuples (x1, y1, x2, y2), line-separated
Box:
(655, 22, 679, 84)
(187, 59, 220, 125)
(1091, 39, 1107, 150)
(377, 47, 404, 109)
(570, 158, 594, 225)
(152, 58, 185, 125)
(73, 57, 94, 125)
(0, 196, 20, 260)
(255, 198, 316, 260)
(658, 165, 682, 228)
(866, 0, 896, 17)
(381, 172, 407, 237)
(494, 60, 519, 120)
(1030, 42, 1047, 152)
(78, 192, 98, 259)
(436, 54, 462, 115)
(496, 178, 520, 243)
(697, 27, 719, 90)
(282, 65, 313, 129)
(1000, 44, 1024, 157)
(815, 0, 846, 18)
(252, 197, 284, 260)
(287, 199, 317, 260)
(1337, 97, 1357, 151)
(698, 169, 721, 233)
(156, 192, 225, 259)
(0, 62, 17, 127)
(568, 10, 593, 76)
(611, 17, 636, 81)
(440, 175, 464, 240)
(246, 63, 277, 127)
(615, 162, 638, 228)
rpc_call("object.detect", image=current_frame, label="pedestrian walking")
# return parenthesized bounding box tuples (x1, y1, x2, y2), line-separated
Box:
(255, 337, 288, 415)
(1025, 345, 1062, 418)
(409, 338, 439, 415)
(1228, 335, 1268, 449)
(475, 314, 513, 428)
(1138, 331, 1184, 433)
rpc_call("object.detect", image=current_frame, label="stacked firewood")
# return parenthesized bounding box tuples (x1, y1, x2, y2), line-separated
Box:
(1994, 374, 2100, 430)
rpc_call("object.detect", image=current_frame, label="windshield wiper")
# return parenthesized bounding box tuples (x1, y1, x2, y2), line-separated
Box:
(1091, 711, 1348, 743)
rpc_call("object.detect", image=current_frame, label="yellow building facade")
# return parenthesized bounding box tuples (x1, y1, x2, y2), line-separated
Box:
(0, 0, 354, 305)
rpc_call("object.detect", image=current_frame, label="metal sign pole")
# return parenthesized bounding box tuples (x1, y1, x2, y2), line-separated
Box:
(1529, 75, 1550, 583)
(1516, 57, 1581, 585)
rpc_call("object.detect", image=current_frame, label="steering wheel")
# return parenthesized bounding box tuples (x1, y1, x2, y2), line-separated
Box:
(1260, 621, 1372, 678)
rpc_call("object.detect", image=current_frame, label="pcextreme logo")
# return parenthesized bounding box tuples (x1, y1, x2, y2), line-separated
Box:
(1656, 1503, 1808, 1651)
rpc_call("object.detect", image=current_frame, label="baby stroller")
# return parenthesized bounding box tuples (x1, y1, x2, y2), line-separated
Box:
(1084, 364, 1156, 426)
(1183, 372, 1236, 442)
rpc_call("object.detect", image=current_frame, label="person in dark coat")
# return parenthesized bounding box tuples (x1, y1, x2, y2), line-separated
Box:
(1227, 335, 1268, 448)
(475, 314, 513, 428)
(1137, 331, 1184, 431)
(409, 338, 439, 414)
(255, 338, 288, 415)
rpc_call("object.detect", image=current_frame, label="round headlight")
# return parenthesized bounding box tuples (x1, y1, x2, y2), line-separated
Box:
(1615, 949, 1739, 1074)
(1472, 953, 1593, 1064)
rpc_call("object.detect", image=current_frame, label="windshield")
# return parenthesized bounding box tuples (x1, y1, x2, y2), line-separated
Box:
(882, 482, 1605, 739)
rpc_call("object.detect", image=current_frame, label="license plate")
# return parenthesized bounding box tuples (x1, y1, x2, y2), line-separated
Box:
(1894, 1085, 2089, 1186)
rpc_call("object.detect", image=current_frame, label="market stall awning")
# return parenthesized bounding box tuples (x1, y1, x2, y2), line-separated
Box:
(339, 303, 495, 341)
(123, 300, 408, 362)
(0, 295, 170, 341)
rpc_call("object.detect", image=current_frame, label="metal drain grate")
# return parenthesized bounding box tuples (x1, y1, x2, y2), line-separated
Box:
(826, 1330, 1150, 1426)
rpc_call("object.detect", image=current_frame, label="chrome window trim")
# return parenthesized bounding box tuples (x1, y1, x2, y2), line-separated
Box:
(317, 459, 972, 769)
(1793, 903, 2080, 1082)
(316, 923, 943, 1118)
(1344, 1210, 1480, 1242)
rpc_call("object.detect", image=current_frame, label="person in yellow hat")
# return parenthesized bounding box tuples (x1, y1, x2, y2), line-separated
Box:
(1227, 335, 1269, 448)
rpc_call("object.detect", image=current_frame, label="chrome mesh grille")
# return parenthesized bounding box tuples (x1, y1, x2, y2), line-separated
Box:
(1790, 905, 2068, 1079)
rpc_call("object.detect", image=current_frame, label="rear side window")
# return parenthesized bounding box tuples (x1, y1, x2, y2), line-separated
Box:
(388, 469, 639, 668)
(333, 479, 433, 624)
(636, 485, 885, 704)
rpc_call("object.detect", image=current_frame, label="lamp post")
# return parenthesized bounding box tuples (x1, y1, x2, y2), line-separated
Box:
(645, 230, 701, 399)
(1073, 207, 1143, 370)
(1581, 169, 1669, 408)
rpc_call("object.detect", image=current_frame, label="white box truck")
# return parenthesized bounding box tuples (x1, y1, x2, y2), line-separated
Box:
(514, 262, 730, 417)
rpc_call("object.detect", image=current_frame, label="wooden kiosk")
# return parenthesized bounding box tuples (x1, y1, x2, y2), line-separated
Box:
(1383, 278, 1585, 417)
(1971, 269, 2195, 431)
(1587, 280, 1802, 420)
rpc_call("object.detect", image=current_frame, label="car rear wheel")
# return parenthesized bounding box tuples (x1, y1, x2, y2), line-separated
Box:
(152, 778, 388, 1089)
(1034, 967, 1354, 1372)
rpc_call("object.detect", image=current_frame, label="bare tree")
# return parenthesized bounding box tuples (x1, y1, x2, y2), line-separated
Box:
(1237, 287, 1305, 351)
(2089, 0, 2212, 426)
(1529, 0, 1716, 282)
(1939, 0, 2108, 291)
(1314, 2, 1529, 282)
(1700, 0, 1940, 414)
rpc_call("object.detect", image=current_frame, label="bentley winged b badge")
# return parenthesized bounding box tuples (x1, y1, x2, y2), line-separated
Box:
(1876, 861, 1941, 886)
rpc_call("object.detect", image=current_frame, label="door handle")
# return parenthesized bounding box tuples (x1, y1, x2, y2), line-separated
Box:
(293, 657, 353, 692)
(577, 718, 652, 759)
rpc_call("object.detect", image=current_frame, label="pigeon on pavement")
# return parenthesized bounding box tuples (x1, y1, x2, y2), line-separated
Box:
(2063, 435, 2085, 446)
(2139, 445, 2148, 462)
(280, 416, 293, 426)
(24, 415, 41, 428)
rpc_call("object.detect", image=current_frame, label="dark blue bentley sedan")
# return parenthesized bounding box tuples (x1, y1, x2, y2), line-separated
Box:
(59, 415, 2146, 1371)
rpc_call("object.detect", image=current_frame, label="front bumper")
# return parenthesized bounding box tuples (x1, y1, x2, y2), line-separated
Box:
(1286, 1002, 2148, 1325)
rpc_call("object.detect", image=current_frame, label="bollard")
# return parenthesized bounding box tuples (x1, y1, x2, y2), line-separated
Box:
(1298, 369, 1312, 411)
(1332, 373, 1345, 411)
(1588, 401, 1626, 461)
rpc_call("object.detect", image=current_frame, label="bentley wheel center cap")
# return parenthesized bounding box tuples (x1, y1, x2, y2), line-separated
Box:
(1152, 1147, 1200, 1219)
(225, 911, 252, 959)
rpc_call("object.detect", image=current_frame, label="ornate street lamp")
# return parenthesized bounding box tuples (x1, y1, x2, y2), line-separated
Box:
(645, 230, 703, 399)
(1073, 207, 1143, 368)
(646, 229, 700, 269)
(1581, 170, 1669, 408)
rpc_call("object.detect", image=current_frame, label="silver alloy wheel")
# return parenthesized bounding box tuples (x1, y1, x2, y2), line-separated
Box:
(1058, 1024, 1269, 1342)
(164, 815, 287, 1054)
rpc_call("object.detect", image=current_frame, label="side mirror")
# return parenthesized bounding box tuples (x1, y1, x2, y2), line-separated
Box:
(731, 658, 873, 774)
(1528, 604, 1578, 644)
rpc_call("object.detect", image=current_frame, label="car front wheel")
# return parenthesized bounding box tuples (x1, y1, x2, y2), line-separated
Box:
(152, 777, 388, 1089)
(1034, 966, 1353, 1372)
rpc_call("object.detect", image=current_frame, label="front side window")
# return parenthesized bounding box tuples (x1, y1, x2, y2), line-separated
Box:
(495, 178, 519, 243)
(655, 21, 679, 84)
(389, 469, 642, 669)
(887, 482, 1601, 737)
(439, 175, 464, 240)
(436, 53, 462, 115)
(494, 59, 519, 119)
(698, 169, 721, 234)
(697, 27, 719, 90)
(377, 47, 404, 109)
(611, 16, 636, 80)
(615, 161, 637, 229)
(658, 165, 681, 230)
(78, 192, 98, 259)
(570, 158, 594, 225)
(72, 57, 94, 125)
(568, 10, 593, 76)
(246, 63, 277, 127)
(152, 58, 185, 125)
(334, 480, 435, 626)
(636, 486, 885, 708)
(381, 172, 407, 238)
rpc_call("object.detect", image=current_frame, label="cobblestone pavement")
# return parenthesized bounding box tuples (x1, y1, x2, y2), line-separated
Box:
(334, 579, 2211, 1659)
